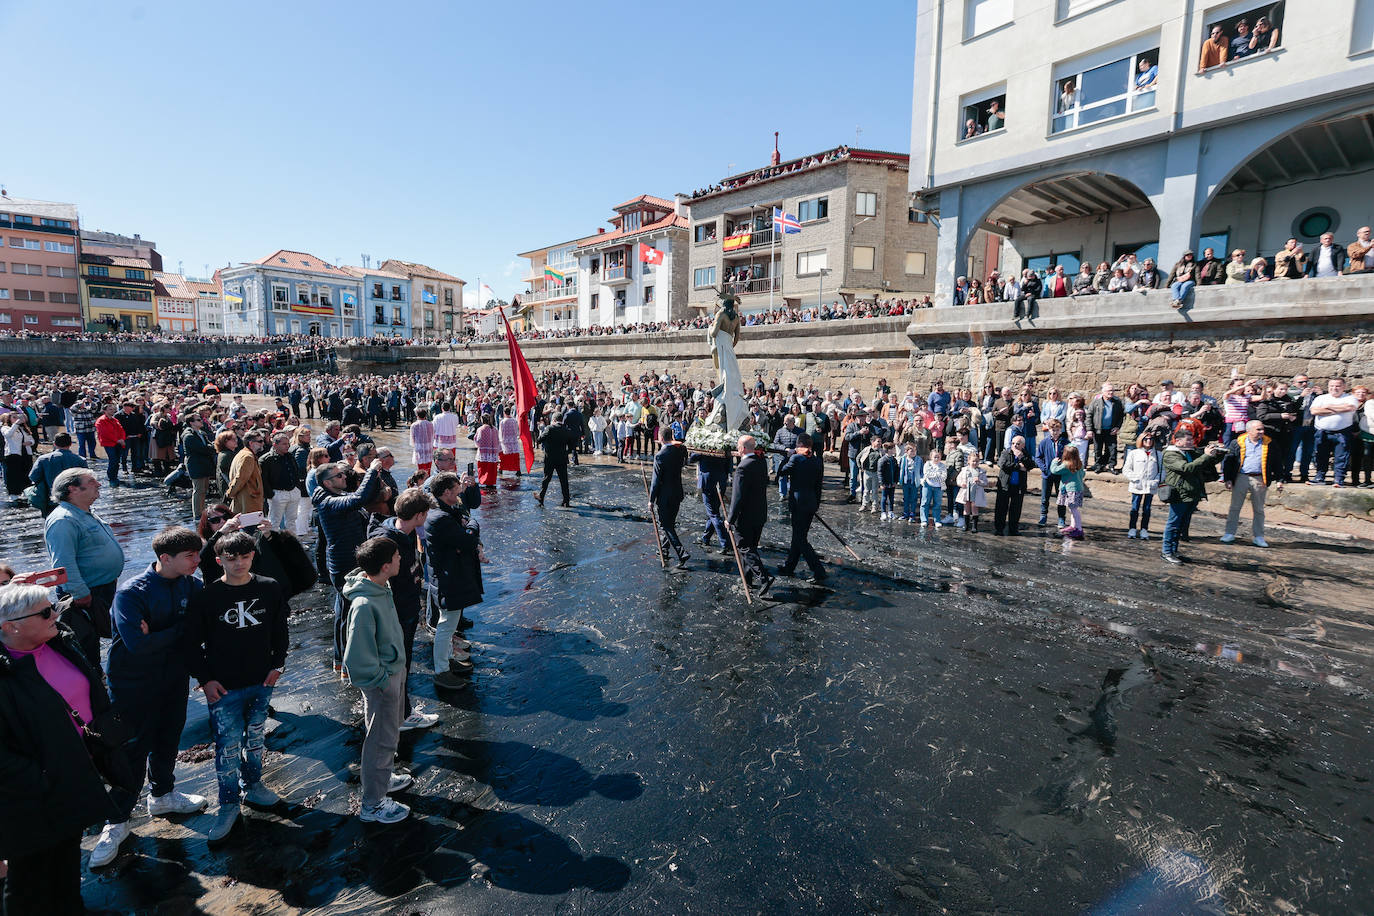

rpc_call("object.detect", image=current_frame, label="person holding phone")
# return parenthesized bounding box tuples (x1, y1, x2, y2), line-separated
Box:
(1160, 427, 1226, 565)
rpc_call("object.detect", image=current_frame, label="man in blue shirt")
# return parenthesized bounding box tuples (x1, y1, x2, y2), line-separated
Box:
(927, 380, 952, 419)
(44, 467, 125, 664)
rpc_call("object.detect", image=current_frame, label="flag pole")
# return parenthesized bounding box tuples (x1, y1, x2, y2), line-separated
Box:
(769, 215, 776, 314)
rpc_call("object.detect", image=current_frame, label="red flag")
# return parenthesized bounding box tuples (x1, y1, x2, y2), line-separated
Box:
(501, 311, 538, 472)
(638, 242, 665, 265)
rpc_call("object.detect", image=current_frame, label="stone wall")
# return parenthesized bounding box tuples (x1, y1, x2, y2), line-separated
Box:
(334, 275, 1374, 396)
(0, 338, 300, 376)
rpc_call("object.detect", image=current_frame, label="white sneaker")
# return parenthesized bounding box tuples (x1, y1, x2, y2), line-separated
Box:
(387, 772, 414, 794)
(1127, 529, 1138, 539)
(1139, 530, 1150, 540)
(1219, 532, 1236, 544)
(934, 522, 943, 529)
(359, 797, 410, 824)
(1253, 537, 1269, 548)
(89, 821, 130, 868)
(400, 711, 440, 731)
(148, 790, 209, 817)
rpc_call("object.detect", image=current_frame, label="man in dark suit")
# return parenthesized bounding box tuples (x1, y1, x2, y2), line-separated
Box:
(536, 414, 574, 507)
(726, 435, 774, 595)
(994, 435, 1037, 536)
(776, 432, 827, 582)
(1088, 382, 1125, 472)
(562, 401, 585, 465)
(690, 421, 732, 552)
(649, 427, 690, 568)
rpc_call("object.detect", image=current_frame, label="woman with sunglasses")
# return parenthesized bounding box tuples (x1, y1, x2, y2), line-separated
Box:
(0, 583, 120, 914)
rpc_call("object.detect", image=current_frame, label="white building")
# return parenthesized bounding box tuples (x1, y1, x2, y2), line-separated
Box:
(910, 0, 1374, 303)
(575, 195, 688, 327)
(188, 279, 224, 336)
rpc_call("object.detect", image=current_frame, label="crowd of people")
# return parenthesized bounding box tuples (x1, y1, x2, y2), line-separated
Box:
(0, 341, 1370, 910)
(955, 230, 1374, 312)
(686, 146, 853, 200)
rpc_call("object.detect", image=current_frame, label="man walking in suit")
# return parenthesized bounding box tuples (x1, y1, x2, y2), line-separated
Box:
(649, 427, 690, 568)
(726, 435, 774, 595)
(776, 432, 827, 582)
(1089, 382, 1125, 472)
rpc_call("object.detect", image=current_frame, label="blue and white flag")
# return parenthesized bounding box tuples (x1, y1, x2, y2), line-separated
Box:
(773, 207, 801, 234)
(423, 290, 438, 304)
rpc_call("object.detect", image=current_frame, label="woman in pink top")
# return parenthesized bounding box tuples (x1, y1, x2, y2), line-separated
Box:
(474, 413, 501, 487)
(410, 407, 436, 474)
(1222, 377, 1253, 445)
(0, 583, 119, 913)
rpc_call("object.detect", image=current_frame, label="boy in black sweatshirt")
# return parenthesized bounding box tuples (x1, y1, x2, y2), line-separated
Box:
(184, 531, 290, 843)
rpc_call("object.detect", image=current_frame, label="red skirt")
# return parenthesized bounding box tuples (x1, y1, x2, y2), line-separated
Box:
(477, 460, 499, 486)
(499, 453, 520, 472)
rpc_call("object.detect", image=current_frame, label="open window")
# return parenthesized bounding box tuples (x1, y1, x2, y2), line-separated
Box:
(1052, 41, 1159, 134)
(1200, 1, 1284, 70)
(959, 85, 1007, 141)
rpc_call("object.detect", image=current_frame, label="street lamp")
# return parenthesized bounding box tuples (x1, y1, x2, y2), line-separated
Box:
(817, 267, 831, 308)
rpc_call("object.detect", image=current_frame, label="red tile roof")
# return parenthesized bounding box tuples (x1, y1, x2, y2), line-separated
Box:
(251, 249, 352, 276)
(612, 194, 676, 212)
(575, 213, 687, 251)
(378, 259, 465, 284)
(154, 272, 195, 300)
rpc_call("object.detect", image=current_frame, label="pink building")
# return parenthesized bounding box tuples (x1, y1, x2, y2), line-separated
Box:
(0, 192, 83, 332)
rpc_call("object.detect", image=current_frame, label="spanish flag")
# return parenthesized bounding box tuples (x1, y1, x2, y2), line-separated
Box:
(544, 266, 565, 284)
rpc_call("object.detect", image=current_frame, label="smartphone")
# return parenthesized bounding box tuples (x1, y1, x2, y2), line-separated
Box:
(467, 462, 475, 476)
(28, 567, 67, 587)
(238, 511, 263, 527)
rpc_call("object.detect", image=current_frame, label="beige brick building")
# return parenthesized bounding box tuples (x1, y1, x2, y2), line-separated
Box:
(682, 146, 938, 314)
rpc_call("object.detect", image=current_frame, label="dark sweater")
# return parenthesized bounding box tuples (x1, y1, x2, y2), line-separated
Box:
(184, 574, 290, 690)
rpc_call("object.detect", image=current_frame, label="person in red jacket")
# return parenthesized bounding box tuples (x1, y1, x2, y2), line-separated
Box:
(93, 403, 127, 486)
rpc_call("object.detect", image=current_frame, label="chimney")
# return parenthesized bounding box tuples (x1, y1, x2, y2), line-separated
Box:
(674, 193, 686, 217)
(771, 131, 781, 167)
(598, 228, 605, 234)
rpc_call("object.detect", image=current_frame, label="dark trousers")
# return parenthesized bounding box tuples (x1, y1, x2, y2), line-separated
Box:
(733, 521, 768, 582)
(1014, 294, 1038, 320)
(1162, 500, 1197, 557)
(1092, 432, 1118, 470)
(539, 460, 570, 504)
(4, 833, 83, 915)
(3, 454, 31, 497)
(700, 478, 728, 545)
(1315, 427, 1354, 484)
(1291, 425, 1315, 480)
(400, 613, 419, 717)
(781, 506, 824, 576)
(108, 675, 191, 820)
(656, 497, 685, 556)
(1039, 475, 1064, 522)
(331, 570, 348, 666)
(103, 444, 125, 483)
(993, 487, 1025, 534)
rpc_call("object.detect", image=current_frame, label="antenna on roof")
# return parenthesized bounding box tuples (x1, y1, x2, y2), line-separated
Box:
(855, 126, 863, 143)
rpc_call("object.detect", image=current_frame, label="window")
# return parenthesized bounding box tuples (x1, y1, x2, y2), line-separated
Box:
(136, 315, 149, 329)
(124, 268, 146, 280)
(614, 292, 626, 319)
(1292, 208, 1337, 243)
(320, 291, 332, 307)
(12, 216, 32, 225)
(1202, 3, 1284, 69)
(444, 289, 453, 307)
(853, 246, 876, 271)
(965, 0, 1012, 39)
(0, 291, 8, 301)
(375, 305, 386, 324)
(13, 290, 44, 301)
(0, 311, 8, 323)
(43, 241, 75, 253)
(856, 192, 877, 217)
(1056, 0, 1117, 20)
(693, 266, 717, 288)
(392, 306, 404, 325)
(88, 265, 109, 277)
(39, 218, 71, 229)
(1112, 241, 1158, 264)
(424, 309, 435, 328)
(11, 238, 40, 250)
(88, 286, 151, 302)
(644, 285, 654, 305)
(695, 222, 717, 243)
(1354, 0, 1374, 54)
(372, 282, 384, 298)
(1026, 252, 1082, 275)
(590, 293, 599, 313)
(23, 314, 38, 326)
(297, 284, 310, 305)
(623, 211, 642, 232)
(796, 249, 828, 275)
(798, 197, 829, 222)
(391, 285, 402, 300)
(46, 266, 77, 278)
(10, 264, 36, 275)
(905, 252, 928, 275)
(0, 262, 4, 272)
(272, 284, 288, 307)
(1052, 44, 1159, 133)
(960, 87, 1007, 139)
(50, 292, 79, 304)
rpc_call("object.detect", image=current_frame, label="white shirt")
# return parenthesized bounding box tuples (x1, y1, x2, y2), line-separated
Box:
(1315, 245, 1339, 278)
(1152, 390, 1185, 407)
(432, 411, 460, 444)
(1311, 394, 1359, 431)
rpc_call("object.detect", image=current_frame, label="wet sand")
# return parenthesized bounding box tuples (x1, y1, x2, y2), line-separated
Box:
(3, 415, 1371, 914)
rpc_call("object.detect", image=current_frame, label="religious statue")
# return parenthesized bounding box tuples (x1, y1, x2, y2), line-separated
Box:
(708, 292, 748, 431)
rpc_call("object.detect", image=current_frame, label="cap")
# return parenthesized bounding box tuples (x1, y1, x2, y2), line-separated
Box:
(1161, 379, 1175, 386)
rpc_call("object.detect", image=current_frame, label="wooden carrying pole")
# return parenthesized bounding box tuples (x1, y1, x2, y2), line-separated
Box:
(640, 463, 667, 568)
(718, 484, 753, 605)
(814, 512, 862, 562)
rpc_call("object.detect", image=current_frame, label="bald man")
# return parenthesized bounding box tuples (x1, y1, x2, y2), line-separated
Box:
(726, 435, 774, 594)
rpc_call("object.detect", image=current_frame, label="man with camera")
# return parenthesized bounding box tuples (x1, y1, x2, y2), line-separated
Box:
(1160, 426, 1226, 565)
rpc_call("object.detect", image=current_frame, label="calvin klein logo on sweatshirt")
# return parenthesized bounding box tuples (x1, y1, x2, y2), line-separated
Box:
(222, 599, 263, 628)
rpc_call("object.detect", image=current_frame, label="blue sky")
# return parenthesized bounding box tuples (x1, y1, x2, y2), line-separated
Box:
(4, 0, 917, 308)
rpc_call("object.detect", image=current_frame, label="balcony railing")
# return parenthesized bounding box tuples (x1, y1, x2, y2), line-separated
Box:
(724, 276, 781, 295)
(723, 227, 776, 253)
(603, 265, 628, 282)
(523, 284, 579, 303)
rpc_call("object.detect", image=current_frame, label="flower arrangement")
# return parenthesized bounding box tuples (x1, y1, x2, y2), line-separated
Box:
(685, 424, 774, 453)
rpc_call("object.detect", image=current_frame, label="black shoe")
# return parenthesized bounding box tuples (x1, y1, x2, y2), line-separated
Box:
(778, 566, 796, 577)
(845, 496, 857, 504)
(806, 570, 829, 584)
(720, 546, 733, 556)
(698, 535, 712, 547)
(758, 575, 776, 596)
(561, 501, 571, 507)
(676, 554, 690, 569)
(535, 494, 545, 506)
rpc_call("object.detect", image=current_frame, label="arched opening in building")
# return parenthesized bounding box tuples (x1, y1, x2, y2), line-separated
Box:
(1200, 106, 1374, 271)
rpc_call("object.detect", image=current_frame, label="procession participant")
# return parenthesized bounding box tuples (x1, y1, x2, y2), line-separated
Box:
(776, 432, 827, 582)
(473, 414, 500, 487)
(536, 412, 574, 507)
(498, 405, 522, 478)
(649, 427, 690, 568)
(690, 425, 732, 552)
(726, 435, 774, 595)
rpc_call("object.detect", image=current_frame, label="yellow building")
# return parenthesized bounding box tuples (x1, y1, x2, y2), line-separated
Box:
(79, 254, 156, 331)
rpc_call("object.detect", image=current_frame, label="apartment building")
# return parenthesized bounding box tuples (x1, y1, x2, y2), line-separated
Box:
(220, 249, 363, 337)
(79, 255, 156, 331)
(378, 260, 464, 338)
(516, 239, 581, 330)
(684, 146, 937, 314)
(80, 229, 162, 272)
(0, 194, 83, 332)
(911, 0, 1374, 303)
(187, 279, 224, 336)
(153, 272, 197, 334)
(575, 195, 688, 327)
(342, 265, 413, 337)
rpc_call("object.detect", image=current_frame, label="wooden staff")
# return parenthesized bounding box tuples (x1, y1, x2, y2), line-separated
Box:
(814, 512, 862, 562)
(717, 484, 753, 605)
(640, 462, 667, 568)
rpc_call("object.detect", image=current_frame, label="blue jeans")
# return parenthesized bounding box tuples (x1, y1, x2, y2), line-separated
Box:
(1162, 500, 1197, 557)
(1171, 279, 1194, 302)
(1290, 425, 1315, 480)
(1129, 492, 1154, 531)
(920, 484, 941, 523)
(881, 487, 895, 514)
(901, 482, 918, 518)
(76, 431, 96, 460)
(1314, 427, 1354, 484)
(208, 684, 273, 805)
(849, 457, 862, 496)
(103, 444, 125, 483)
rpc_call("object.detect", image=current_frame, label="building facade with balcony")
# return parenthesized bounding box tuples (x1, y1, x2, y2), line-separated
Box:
(0, 195, 83, 332)
(911, 0, 1374, 304)
(153, 272, 197, 334)
(575, 195, 688, 328)
(79, 255, 156, 331)
(378, 259, 464, 338)
(516, 240, 582, 331)
(683, 147, 937, 314)
(220, 249, 363, 338)
(79, 229, 162, 272)
(343, 265, 412, 337)
(187, 279, 224, 336)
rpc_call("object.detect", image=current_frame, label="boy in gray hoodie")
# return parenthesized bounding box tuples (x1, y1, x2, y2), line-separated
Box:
(342, 537, 411, 824)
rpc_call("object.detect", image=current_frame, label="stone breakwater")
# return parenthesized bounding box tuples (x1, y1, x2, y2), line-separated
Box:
(337, 275, 1374, 396)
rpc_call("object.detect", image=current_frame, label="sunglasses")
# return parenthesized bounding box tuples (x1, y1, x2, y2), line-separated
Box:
(10, 605, 55, 624)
